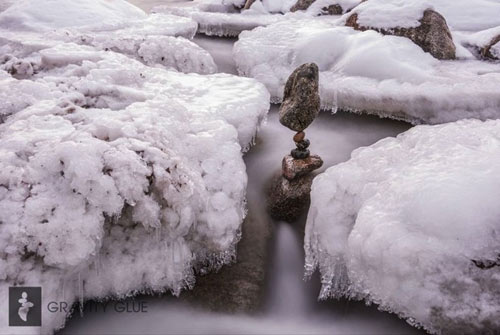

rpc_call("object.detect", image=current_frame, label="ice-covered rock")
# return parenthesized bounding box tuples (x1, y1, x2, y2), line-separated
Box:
(0, 18, 269, 335)
(0, 1, 213, 75)
(234, 19, 500, 124)
(305, 119, 500, 334)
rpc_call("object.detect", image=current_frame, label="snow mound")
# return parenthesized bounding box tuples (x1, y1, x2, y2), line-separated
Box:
(234, 19, 500, 124)
(0, 11, 211, 74)
(0, 39, 269, 334)
(429, 0, 500, 32)
(0, 0, 146, 32)
(342, 0, 500, 32)
(345, 0, 433, 29)
(60, 32, 216, 74)
(305, 119, 500, 334)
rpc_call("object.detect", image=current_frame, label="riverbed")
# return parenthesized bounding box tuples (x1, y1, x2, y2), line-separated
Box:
(60, 1, 424, 334)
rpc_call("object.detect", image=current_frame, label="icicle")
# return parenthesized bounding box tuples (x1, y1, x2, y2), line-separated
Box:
(94, 253, 101, 277)
(332, 88, 339, 114)
(61, 278, 65, 301)
(155, 224, 162, 243)
(78, 272, 84, 317)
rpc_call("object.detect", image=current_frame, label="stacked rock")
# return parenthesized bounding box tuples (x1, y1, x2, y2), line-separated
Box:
(268, 63, 324, 222)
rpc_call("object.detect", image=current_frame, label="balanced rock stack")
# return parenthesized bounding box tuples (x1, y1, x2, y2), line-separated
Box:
(268, 63, 323, 222)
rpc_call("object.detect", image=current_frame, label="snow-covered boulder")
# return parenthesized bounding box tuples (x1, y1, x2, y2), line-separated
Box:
(0, 0, 217, 75)
(0, 0, 146, 32)
(345, 2, 456, 60)
(234, 19, 500, 124)
(0, 40, 269, 334)
(305, 119, 500, 334)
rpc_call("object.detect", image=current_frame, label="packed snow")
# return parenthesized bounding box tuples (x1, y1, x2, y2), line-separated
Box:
(305, 119, 500, 334)
(0, 0, 270, 333)
(0, 0, 147, 32)
(234, 18, 500, 124)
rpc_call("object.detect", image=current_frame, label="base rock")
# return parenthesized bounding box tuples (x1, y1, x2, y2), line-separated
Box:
(282, 155, 323, 180)
(268, 173, 315, 223)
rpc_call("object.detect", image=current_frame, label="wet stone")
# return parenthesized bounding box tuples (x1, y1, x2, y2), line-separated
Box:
(296, 139, 310, 150)
(293, 131, 305, 143)
(282, 154, 323, 181)
(268, 173, 314, 222)
(279, 63, 320, 132)
(291, 148, 310, 159)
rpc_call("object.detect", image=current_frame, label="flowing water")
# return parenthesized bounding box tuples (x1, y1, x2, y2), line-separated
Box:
(60, 1, 426, 334)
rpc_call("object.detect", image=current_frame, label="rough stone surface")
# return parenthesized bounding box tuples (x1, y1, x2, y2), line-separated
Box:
(282, 154, 323, 180)
(268, 173, 315, 222)
(481, 35, 500, 60)
(243, 0, 257, 10)
(279, 63, 320, 132)
(321, 4, 343, 15)
(293, 131, 305, 143)
(290, 0, 316, 12)
(296, 139, 310, 150)
(346, 9, 456, 60)
(291, 148, 310, 159)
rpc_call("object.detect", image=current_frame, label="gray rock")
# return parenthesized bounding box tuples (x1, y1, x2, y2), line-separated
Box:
(282, 154, 323, 181)
(291, 148, 310, 159)
(346, 9, 456, 60)
(243, 0, 257, 10)
(290, 0, 316, 12)
(268, 173, 315, 222)
(279, 63, 320, 132)
(321, 4, 343, 15)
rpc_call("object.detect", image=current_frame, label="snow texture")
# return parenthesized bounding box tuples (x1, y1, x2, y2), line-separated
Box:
(234, 18, 500, 124)
(0, 1, 270, 334)
(305, 119, 500, 334)
(345, 0, 433, 29)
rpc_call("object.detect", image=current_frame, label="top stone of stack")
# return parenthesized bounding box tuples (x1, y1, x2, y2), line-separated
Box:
(279, 63, 320, 132)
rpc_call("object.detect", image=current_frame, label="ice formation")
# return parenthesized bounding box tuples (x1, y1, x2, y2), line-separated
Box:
(0, 1, 270, 334)
(0, 0, 209, 74)
(234, 11, 500, 124)
(153, 4, 289, 37)
(305, 119, 500, 334)
(152, 0, 362, 38)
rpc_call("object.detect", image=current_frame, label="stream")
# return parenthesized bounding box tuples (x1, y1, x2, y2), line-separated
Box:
(60, 1, 425, 334)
